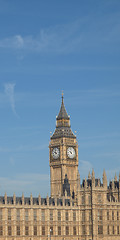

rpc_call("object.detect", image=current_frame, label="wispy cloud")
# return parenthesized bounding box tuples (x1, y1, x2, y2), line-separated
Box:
(4, 83, 19, 117)
(66, 88, 120, 108)
(0, 35, 24, 49)
(1, 87, 120, 112)
(0, 173, 50, 197)
(80, 132, 120, 141)
(0, 12, 119, 55)
(93, 152, 120, 159)
(0, 143, 48, 153)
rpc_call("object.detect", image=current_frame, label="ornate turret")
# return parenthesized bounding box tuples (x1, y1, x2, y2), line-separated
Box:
(51, 94, 76, 139)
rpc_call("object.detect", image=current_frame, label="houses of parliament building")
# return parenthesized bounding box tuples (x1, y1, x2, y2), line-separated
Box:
(0, 95, 120, 240)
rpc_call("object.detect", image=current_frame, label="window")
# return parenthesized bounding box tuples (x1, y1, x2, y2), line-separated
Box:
(0, 209, 2, 220)
(8, 209, 11, 221)
(41, 210, 45, 221)
(88, 195, 91, 205)
(33, 209, 37, 221)
(58, 226, 61, 235)
(58, 211, 61, 221)
(17, 225, 20, 236)
(117, 211, 119, 220)
(8, 226, 11, 236)
(82, 225, 85, 235)
(82, 211, 85, 222)
(82, 196, 85, 204)
(112, 226, 114, 234)
(107, 211, 109, 220)
(98, 225, 103, 235)
(25, 209, 28, 221)
(50, 210, 53, 221)
(0, 226, 3, 236)
(66, 226, 69, 235)
(73, 211, 76, 221)
(50, 226, 53, 235)
(16, 209, 20, 221)
(89, 225, 92, 235)
(42, 226, 45, 235)
(98, 210, 102, 221)
(98, 194, 102, 203)
(65, 211, 69, 221)
(34, 226, 37, 236)
(112, 211, 114, 221)
(107, 225, 109, 235)
(25, 226, 29, 236)
(117, 226, 119, 234)
(73, 226, 76, 235)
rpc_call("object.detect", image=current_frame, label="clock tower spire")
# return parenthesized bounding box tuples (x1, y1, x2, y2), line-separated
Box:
(49, 95, 79, 198)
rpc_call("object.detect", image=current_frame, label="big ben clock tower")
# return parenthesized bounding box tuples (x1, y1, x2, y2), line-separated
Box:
(49, 94, 78, 198)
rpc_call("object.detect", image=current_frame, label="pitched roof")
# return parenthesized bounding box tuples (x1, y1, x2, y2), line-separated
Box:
(56, 95, 69, 120)
(51, 126, 76, 139)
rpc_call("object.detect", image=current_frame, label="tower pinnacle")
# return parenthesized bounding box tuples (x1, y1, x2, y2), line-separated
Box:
(56, 94, 69, 121)
(51, 95, 76, 139)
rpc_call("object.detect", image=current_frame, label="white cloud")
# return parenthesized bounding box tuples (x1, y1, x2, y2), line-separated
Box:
(15, 35, 24, 48)
(0, 35, 24, 49)
(4, 83, 19, 117)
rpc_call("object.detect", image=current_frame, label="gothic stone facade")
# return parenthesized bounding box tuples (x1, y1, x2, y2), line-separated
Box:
(0, 96, 120, 240)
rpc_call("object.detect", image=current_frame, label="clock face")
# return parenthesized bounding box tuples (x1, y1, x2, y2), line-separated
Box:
(67, 147, 75, 159)
(52, 148, 60, 159)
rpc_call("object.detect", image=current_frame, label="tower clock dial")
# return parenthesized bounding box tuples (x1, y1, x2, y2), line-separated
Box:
(67, 147, 75, 159)
(52, 147, 60, 159)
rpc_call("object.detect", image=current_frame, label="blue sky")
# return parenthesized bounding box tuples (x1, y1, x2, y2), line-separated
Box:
(0, 0, 120, 197)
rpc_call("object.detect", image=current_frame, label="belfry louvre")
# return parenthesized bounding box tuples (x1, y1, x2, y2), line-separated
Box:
(0, 95, 120, 240)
